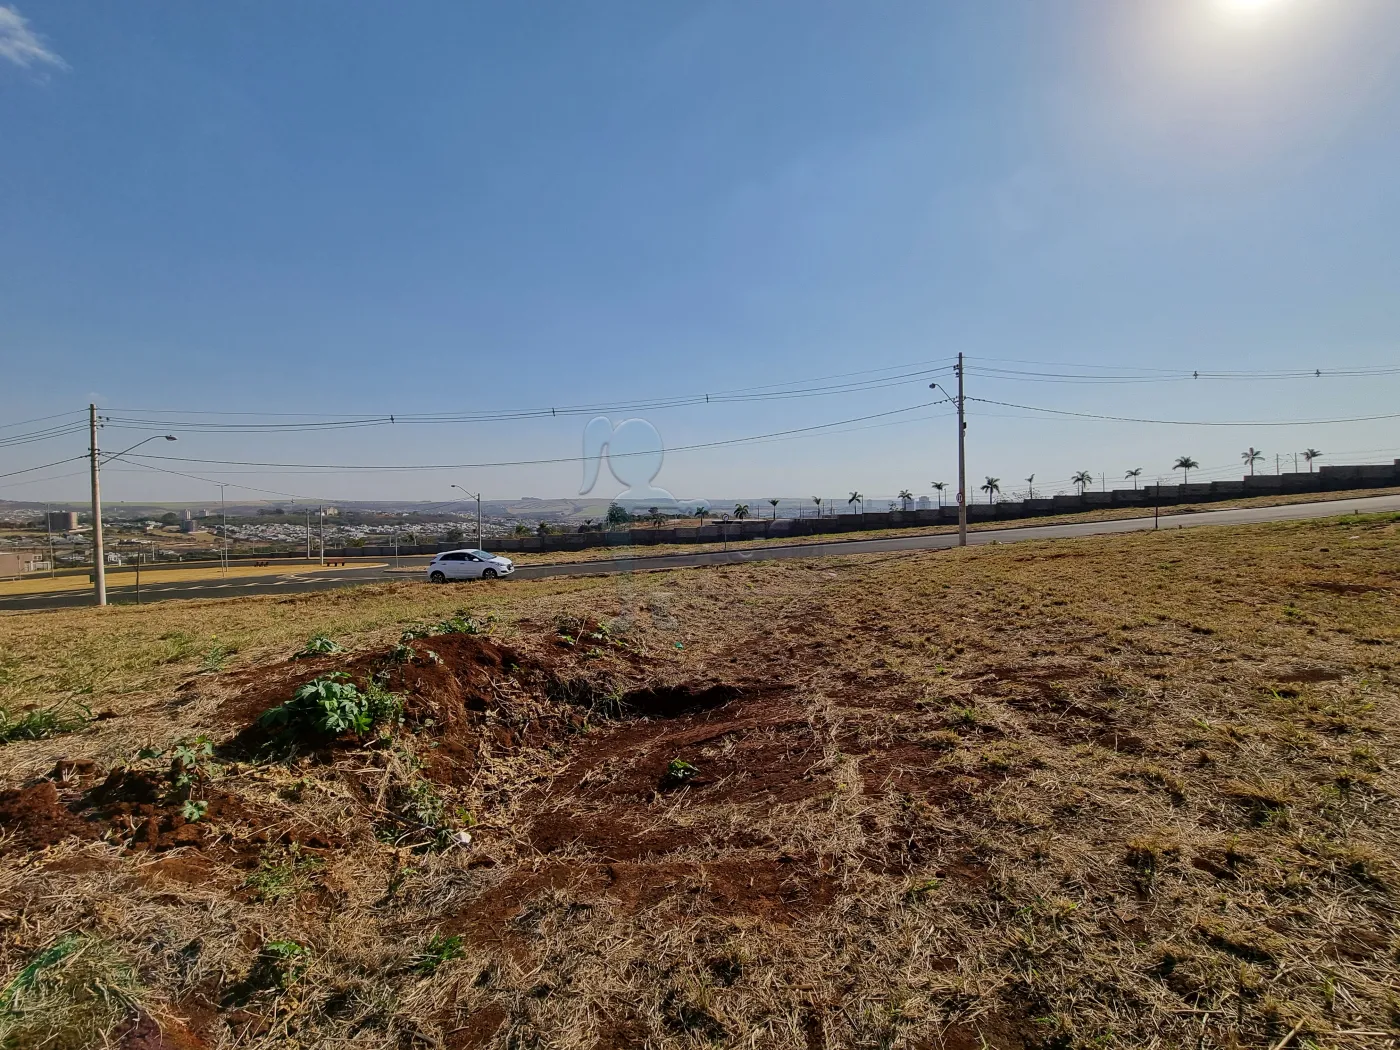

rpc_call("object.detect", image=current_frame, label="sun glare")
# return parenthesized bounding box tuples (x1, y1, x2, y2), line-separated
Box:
(1218, 0, 1287, 18)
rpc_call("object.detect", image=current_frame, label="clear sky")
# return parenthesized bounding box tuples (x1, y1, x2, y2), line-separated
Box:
(2, 0, 1398, 507)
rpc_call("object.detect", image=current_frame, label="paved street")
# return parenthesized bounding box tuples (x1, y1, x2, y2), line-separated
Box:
(4, 493, 1397, 612)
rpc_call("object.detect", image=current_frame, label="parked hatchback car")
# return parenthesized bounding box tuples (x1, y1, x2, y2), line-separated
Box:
(426, 549, 515, 583)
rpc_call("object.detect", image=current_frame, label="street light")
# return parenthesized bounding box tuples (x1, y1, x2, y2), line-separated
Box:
(930, 375, 967, 546)
(88, 423, 176, 607)
(450, 484, 481, 548)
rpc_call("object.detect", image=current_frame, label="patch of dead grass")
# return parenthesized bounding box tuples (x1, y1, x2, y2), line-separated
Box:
(1, 513, 1399, 1048)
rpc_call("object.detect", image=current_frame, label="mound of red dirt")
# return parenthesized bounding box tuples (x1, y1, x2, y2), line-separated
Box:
(0, 781, 100, 851)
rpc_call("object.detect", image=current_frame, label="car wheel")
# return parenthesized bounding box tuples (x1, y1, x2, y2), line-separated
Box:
(429, 571, 446, 583)
(482, 568, 498, 579)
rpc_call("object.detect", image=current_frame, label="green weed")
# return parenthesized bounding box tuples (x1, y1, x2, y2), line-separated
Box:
(245, 844, 324, 903)
(411, 933, 465, 975)
(293, 633, 344, 659)
(0, 700, 91, 745)
(259, 674, 402, 738)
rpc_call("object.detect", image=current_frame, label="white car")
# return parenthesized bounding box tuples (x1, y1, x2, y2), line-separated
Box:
(426, 549, 515, 583)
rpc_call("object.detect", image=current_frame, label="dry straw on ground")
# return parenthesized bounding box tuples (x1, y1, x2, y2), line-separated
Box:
(1, 513, 1398, 1049)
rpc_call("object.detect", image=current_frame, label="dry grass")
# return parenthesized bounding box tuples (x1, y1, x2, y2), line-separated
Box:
(1, 513, 1399, 1049)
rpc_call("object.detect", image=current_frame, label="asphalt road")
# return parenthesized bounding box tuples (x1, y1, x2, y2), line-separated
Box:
(5, 493, 1397, 612)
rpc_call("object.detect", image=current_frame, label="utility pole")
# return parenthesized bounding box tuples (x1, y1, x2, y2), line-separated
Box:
(318, 506, 325, 565)
(305, 507, 312, 560)
(1293, 452, 1298, 473)
(451, 485, 482, 547)
(89, 404, 106, 606)
(1154, 477, 1161, 530)
(43, 504, 55, 577)
(1276, 454, 1281, 475)
(219, 484, 227, 577)
(956, 353, 967, 546)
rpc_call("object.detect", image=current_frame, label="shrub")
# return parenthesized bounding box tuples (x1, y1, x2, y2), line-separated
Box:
(259, 673, 400, 737)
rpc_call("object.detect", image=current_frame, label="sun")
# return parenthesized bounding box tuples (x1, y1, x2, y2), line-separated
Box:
(1217, 0, 1287, 16)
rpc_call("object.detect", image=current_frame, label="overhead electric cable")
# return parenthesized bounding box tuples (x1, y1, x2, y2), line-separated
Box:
(121, 404, 934, 473)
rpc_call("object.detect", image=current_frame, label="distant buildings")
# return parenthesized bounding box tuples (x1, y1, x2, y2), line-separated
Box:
(0, 552, 48, 577)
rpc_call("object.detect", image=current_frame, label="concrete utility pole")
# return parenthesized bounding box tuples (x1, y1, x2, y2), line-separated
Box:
(87, 413, 177, 606)
(43, 503, 55, 577)
(219, 484, 228, 576)
(929, 355, 968, 546)
(318, 506, 325, 565)
(956, 353, 967, 546)
(89, 404, 105, 605)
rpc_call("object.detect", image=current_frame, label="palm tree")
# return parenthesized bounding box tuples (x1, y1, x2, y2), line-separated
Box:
(696, 507, 708, 526)
(733, 503, 750, 521)
(1242, 447, 1263, 476)
(812, 496, 823, 518)
(980, 477, 1001, 504)
(768, 498, 780, 519)
(1303, 448, 1322, 472)
(513, 523, 530, 536)
(1173, 456, 1199, 484)
(1125, 468, 1142, 489)
(1025, 474, 1035, 500)
(848, 491, 864, 512)
(1071, 470, 1093, 495)
(931, 482, 946, 508)
(898, 489, 914, 510)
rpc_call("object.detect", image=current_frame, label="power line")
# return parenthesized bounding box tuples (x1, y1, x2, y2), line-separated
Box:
(121, 404, 935, 473)
(0, 422, 88, 450)
(99, 361, 957, 431)
(0, 410, 85, 433)
(0, 456, 86, 481)
(967, 397, 1400, 427)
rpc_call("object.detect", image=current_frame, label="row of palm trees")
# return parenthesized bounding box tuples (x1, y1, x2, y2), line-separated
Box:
(717, 446, 1330, 521)
(918, 447, 1328, 508)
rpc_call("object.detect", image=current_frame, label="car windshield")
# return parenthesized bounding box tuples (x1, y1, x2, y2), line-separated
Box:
(470, 550, 495, 560)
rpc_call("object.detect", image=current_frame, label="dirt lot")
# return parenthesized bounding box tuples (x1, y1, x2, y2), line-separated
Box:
(1, 513, 1398, 1049)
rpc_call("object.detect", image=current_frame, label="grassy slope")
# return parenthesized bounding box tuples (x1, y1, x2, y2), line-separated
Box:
(1, 513, 1398, 1049)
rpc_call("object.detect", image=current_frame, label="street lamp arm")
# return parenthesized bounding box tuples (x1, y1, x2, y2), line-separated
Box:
(102, 434, 177, 463)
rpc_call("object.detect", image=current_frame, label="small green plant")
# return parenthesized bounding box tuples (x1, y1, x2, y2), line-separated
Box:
(136, 736, 216, 811)
(246, 844, 323, 902)
(434, 613, 482, 635)
(411, 933, 465, 975)
(293, 633, 344, 659)
(199, 642, 231, 673)
(0, 701, 91, 745)
(181, 799, 209, 822)
(259, 673, 400, 737)
(665, 758, 700, 784)
(256, 940, 309, 989)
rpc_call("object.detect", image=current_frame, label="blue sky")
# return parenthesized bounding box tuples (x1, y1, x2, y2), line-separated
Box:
(2, 0, 1398, 506)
